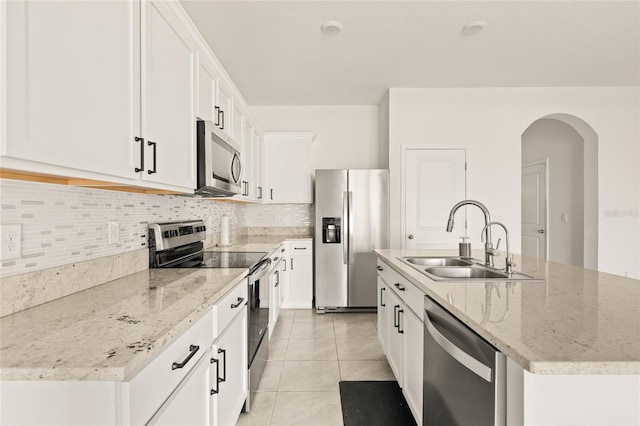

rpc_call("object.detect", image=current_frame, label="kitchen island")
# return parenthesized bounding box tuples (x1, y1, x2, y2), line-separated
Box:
(376, 248, 640, 425)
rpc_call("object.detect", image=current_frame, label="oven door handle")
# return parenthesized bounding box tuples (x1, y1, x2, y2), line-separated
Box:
(250, 258, 272, 276)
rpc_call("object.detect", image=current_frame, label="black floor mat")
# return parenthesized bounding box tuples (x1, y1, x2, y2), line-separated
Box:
(339, 381, 417, 426)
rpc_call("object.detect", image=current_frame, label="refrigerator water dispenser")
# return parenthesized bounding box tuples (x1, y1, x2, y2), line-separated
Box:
(322, 218, 341, 243)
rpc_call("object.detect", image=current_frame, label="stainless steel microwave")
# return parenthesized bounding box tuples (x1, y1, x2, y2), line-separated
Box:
(195, 120, 242, 197)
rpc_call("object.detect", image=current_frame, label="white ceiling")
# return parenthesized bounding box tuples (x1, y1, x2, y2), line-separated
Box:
(180, 1, 640, 106)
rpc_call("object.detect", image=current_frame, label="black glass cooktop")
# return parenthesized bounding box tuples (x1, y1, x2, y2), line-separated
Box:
(201, 251, 268, 268)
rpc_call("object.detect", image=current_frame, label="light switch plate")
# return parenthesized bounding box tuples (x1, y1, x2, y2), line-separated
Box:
(1, 224, 22, 260)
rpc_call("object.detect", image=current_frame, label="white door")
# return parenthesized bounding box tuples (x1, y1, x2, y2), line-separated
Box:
(385, 290, 403, 387)
(522, 161, 548, 259)
(4, 0, 139, 179)
(141, 0, 196, 189)
(404, 149, 466, 249)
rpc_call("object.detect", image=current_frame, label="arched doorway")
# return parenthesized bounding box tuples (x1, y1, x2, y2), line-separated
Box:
(521, 114, 598, 269)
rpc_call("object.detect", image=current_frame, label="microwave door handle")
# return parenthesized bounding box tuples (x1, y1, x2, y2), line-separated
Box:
(231, 152, 242, 185)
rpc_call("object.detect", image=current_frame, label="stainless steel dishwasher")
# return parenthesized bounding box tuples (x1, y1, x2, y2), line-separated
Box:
(423, 296, 506, 425)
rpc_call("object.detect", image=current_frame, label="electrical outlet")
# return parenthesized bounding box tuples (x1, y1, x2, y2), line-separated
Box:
(108, 221, 120, 245)
(1, 224, 22, 260)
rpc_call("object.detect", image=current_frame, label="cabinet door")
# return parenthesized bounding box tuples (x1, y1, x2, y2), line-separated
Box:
(268, 267, 280, 336)
(216, 79, 233, 140)
(4, 0, 138, 179)
(198, 59, 217, 123)
(154, 350, 211, 426)
(287, 254, 313, 308)
(402, 307, 424, 425)
(141, 0, 196, 189)
(385, 289, 403, 387)
(242, 119, 255, 199)
(377, 277, 388, 355)
(211, 308, 248, 426)
(256, 134, 265, 201)
(265, 133, 314, 203)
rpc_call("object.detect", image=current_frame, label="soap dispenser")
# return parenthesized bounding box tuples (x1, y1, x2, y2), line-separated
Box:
(459, 236, 471, 257)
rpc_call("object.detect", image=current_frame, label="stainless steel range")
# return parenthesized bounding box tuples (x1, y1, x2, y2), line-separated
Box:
(148, 220, 271, 412)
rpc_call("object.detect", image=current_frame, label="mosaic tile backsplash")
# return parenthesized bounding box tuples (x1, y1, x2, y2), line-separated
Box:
(0, 179, 315, 279)
(0, 179, 239, 278)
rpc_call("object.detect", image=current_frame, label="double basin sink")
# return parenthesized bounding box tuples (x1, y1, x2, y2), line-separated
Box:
(398, 256, 541, 282)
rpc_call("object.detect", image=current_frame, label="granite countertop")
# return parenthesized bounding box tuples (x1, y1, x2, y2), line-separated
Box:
(0, 236, 310, 382)
(375, 249, 640, 375)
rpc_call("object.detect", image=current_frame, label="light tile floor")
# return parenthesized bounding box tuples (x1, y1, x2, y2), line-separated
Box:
(236, 309, 394, 426)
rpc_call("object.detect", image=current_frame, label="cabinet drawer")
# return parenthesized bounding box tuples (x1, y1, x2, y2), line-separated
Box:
(376, 258, 389, 283)
(127, 309, 214, 425)
(288, 240, 312, 255)
(387, 267, 423, 317)
(215, 279, 248, 337)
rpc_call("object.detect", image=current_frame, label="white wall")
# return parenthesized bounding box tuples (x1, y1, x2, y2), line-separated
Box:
(522, 119, 585, 267)
(387, 87, 640, 278)
(251, 106, 380, 169)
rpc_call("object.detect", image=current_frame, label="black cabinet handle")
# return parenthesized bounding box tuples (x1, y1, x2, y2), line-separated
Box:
(283, 260, 287, 271)
(147, 141, 157, 174)
(258, 187, 263, 199)
(270, 189, 273, 200)
(210, 356, 219, 395)
(393, 305, 400, 328)
(377, 266, 383, 271)
(172, 345, 199, 370)
(218, 348, 227, 383)
(220, 110, 225, 130)
(134, 136, 144, 172)
(394, 283, 405, 292)
(275, 270, 280, 287)
(294, 247, 306, 250)
(398, 309, 404, 334)
(380, 287, 386, 307)
(231, 297, 245, 309)
(214, 106, 220, 127)
(291, 258, 294, 270)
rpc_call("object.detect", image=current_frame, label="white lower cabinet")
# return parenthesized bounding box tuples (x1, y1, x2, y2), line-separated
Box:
(378, 259, 423, 426)
(154, 348, 211, 426)
(210, 307, 247, 426)
(402, 305, 424, 424)
(377, 277, 388, 355)
(385, 288, 404, 386)
(281, 240, 313, 308)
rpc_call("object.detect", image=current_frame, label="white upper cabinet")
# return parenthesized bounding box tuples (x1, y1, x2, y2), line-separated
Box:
(264, 133, 315, 204)
(140, 0, 196, 189)
(3, 0, 139, 180)
(216, 78, 233, 140)
(198, 58, 217, 123)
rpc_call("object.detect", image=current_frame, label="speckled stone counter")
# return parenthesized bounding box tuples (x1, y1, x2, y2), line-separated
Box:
(0, 235, 312, 382)
(375, 249, 640, 375)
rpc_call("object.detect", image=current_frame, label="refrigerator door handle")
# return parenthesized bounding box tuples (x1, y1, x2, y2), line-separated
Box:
(348, 191, 354, 265)
(343, 191, 349, 264)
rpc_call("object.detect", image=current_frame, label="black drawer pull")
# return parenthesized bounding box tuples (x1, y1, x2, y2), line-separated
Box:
(218, 348, 227, 383)
(377, 266, 383, 271)
(398, 309, 404, 334)
(134, 136, 144, 172)
(394, 283, 406, 291)
(393, 305, 400, 328)
(380, 287, 386, 307)
(172, 345, 199, 370)
(147, 141, 157, 174)
(231, 297, 245, 309)
(294, 247, 307, 250)
(210, 357, 219, 394)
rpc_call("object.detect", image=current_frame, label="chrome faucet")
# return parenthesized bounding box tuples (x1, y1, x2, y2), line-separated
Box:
(481, 221, 516, 274)
(446, 200, 495, 267)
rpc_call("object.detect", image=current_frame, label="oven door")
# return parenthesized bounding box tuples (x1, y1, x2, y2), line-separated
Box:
(248, 266, 270, 366)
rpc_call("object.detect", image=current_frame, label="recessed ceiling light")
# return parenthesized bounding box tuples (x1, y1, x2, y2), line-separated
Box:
(321, 21, 343, 35)
(462, 20, 487, 35)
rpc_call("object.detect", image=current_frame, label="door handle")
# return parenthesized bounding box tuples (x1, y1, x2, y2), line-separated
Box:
(398, 309, 404, 334)
(424, 306, 493, 382)
(215, 106, 221, 127)
(342, 191, 348, 265)
(147, 141, 157, 174)
(172, 345, 199, 370)
(134, 136, 144, 172)
(380, 287, 386, 307)
(218, 348, 227, 382)
(393, 304, 400, 328)
(348, 191, 353, 265)
(537, 229, 545, 234)
(210, 356, 219, 395)
(230, 297, 245, 309)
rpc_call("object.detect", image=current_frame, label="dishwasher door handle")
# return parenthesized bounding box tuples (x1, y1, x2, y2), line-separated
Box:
(424, 308, 493, 382)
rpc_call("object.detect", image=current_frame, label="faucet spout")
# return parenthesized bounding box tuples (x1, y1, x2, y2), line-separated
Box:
(445, 199, 494, 266)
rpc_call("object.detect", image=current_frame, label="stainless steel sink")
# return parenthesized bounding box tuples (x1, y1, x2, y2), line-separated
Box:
(398, 256, 542, 282)
(402, 256, 472, 267)
(425, 266, 508, 279)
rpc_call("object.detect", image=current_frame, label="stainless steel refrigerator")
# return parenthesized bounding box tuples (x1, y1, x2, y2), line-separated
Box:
(315, 169, 389, 311)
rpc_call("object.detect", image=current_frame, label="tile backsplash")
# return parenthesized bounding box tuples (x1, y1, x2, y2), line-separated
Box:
(0, 179, 315, 279)
(0, 179, 238, 278)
